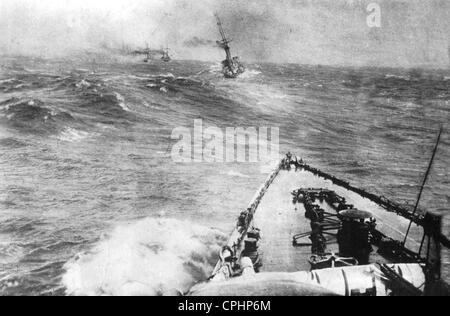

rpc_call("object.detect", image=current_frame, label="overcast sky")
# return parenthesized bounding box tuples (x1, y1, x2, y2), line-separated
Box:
(0, 0, 449, 67)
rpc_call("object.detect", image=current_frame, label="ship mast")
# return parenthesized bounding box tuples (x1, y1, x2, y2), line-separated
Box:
(164, 43, 169, 58)
(145, 43, 151, 60)
(403, 126, 443, 248)
(215, 14, 233, 65)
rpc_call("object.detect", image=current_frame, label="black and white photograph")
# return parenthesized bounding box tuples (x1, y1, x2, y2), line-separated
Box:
(0, 0, 449, 299)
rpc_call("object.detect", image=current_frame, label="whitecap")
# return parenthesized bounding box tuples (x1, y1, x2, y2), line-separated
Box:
(160, 73, 175, 79)
(208, 63, 222, 74)
(0, 242, 25, 265)
(114, 92, 131, 112)
(222, 170, 250, 178)
(58, 128, 89, 143)
(237, 69, 262, 79)
(385, 74, 409, 80)
(75, 80, 91, 89)
(0, 78, 16, 85)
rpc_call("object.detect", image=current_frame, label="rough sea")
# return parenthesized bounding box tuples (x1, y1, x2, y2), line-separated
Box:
(0, 56, 449, 295)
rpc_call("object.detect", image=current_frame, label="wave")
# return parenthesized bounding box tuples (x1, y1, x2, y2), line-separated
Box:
(76, 88, 136, 122)
(207, 63, 223, 75)
(0, 98, 76, 133)
(57, 128, 90, 143)
(75, 79, 92, 89)
(157, 73, 176, 79)
(62, 218, 226, 296)
(1, 74, 139, 128)
(0, 78, 24, 92)
(385, 74, 410, 81)
(0, 217, 43, 235)
(113, 92, 131, 112)
(205, 63, 261, 80)
(1, 98, 59, 121)
(0, 137, 28, 149)
(0, 243, 25, 265)
(237, 69, 262, 80)
(0, 73, 62, 93)
(144, 73, 212, 96)
(0, 78, 16, 84)
(0, 99, 51, 120)
(221, 170, 250, 178)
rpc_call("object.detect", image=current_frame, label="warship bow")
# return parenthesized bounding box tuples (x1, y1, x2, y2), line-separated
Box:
(189, 130, 450, 296)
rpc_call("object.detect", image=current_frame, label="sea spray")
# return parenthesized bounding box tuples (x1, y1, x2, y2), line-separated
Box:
(62, 218, 226, 296)
(57, 128, 89, 142)
(113, 92, 131, 112)
(221, 170, 250, 178)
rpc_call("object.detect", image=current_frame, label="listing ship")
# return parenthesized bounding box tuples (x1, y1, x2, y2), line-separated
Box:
(189, 129, 450, 296)
(215, 14, 245, 79)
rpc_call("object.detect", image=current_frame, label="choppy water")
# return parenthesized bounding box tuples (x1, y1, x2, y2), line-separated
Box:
(0, 56, 449, 295)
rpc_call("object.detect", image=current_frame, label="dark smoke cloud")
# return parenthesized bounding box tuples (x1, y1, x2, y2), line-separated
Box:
(183, 37, 216, 48)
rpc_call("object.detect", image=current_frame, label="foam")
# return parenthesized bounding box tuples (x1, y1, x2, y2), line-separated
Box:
(75, 79, 91, 89)
(62, 218, 225, 296)
(385, 74, 410, 80)
(208, 63, 261, 79)
(114, 92, 131, 112)
(58, 128, 89, 142)
(238, 69, 262, 79)
(0, 78, 16, 85)
(222, 170, 250, 178)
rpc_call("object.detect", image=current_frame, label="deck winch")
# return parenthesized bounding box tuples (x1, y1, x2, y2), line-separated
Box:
(338, 209, 376, 264)
(292, 188, 377, 266)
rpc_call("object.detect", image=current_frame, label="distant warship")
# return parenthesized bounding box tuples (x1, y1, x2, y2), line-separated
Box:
(144, 51, 152, 63)
(132, 43, 167, 63)
(215, 14, 245, 78)
(161, 45, 171, 62)
(134, 44, 153, 63)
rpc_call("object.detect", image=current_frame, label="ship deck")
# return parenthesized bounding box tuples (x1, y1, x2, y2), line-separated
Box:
(253, 169, 425, 273)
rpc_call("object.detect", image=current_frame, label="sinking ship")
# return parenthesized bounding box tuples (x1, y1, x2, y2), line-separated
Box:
(215, 14, 245, 79)
(189, 128, 450, 296)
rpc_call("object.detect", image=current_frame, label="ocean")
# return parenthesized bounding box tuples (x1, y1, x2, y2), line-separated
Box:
(0, 56, 449, 295)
